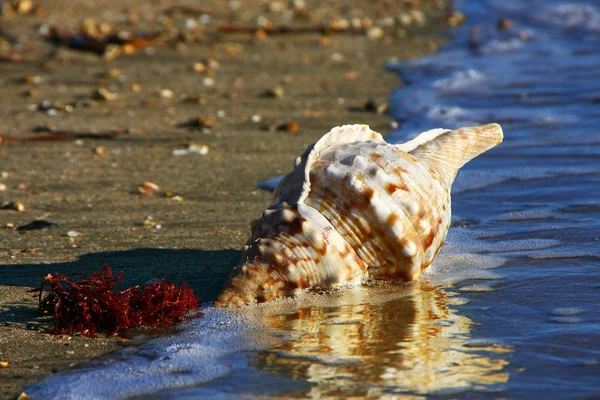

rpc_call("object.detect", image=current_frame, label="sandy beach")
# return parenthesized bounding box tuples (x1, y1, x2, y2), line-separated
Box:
(0, 0, 455, 397)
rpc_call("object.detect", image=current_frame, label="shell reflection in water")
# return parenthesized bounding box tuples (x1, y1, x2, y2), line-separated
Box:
(249, 282, 511, 397)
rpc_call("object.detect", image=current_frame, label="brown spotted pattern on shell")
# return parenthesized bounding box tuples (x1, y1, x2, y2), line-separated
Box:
(215, 123, 503, 306)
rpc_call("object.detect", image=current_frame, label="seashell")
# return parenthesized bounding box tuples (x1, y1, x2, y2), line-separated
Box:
(215, 123, 503, 306)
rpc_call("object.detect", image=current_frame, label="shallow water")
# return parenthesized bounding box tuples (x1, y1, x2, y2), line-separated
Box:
(26, 0, 600, 399)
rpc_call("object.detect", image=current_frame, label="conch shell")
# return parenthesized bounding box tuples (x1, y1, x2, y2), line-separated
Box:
(216, 123, 503, 306)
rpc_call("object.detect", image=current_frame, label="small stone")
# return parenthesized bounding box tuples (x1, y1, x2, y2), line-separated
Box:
(188, 144, 209, 155)
(123, 44, 137, 55)
(106, 69, 121, 78)
(24, 89, 40, 98)
(193, 62, 206, 73)
(141, 182, 160, 191)
(93, 146, 105, 156)
(2, 201, 26, 212)
(165, 192, 184, 202)
(366, 27, 384, 40)
(263, 86, 284, 99)
(331, 52, 344, 62)
(278, 121, 299, 133)
(269, 1, 284, 13)
(137, 181, 160, 196)
(23, 75, 43, 84)
(171, 143, 209, 156)
(364, 99, 388, 114)
(177, 116, 214, 130)
(251, 114, 262, 123)
(165, 192, 183, 203)
(159, 89, 173, 98)
(0, 183, 6, 191)
(15, 0, 35, 15)
(447, 11, 466, 27)
(398, 12, 413, 26)
(143, 216, 161, 229)
(254, 29, 268, 41)
(410, 10, 426, 26)
(103, 44, 122, 61)
(497, 18, 514, 30)
(66, 230, 80, 238)
(344, 71, 359, 80)
(93, 88, 118, 101)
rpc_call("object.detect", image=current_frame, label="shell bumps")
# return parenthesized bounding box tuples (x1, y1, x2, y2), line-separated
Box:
(215, 123, 503, 306)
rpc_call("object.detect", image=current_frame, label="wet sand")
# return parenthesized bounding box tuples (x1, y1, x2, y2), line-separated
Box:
(0, 0, 454, 397)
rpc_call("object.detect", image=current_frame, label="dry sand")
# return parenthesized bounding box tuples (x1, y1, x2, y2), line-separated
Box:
(0, 0, 456, 397)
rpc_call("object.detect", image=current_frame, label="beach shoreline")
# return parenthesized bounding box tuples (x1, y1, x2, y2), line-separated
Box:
(0, 1, 454, 397)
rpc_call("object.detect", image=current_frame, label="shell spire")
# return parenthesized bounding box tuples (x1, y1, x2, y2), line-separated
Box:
(408, 123, 503, 185)
(215, 123, 503, 306)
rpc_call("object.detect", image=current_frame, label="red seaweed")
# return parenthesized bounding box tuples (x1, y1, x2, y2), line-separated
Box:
(38, 266, 201, 338)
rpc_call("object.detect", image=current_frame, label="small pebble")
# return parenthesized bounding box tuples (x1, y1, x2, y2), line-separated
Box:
(93, 88, 118, 101)
(364, 99, 388, 114)
(193, 62, 206, 73)
(497, 18, 514, 30)
(2, 201, 26, 212)
(177, 116, 214, 130)
(137, 182, 160, 196)
(447, 11, 466, 27)
(171, 144, 209, 156)
(23, 75, 43, 84)
(263, 86, 284, 98)
(159, 89, 173, 98)
(366, 27, 384, 40)
(164, 192, 184, 202)
(143, 216, 161, 229)
(106, 69, 121, 78)
(331, 52, 344, 62)
(278, 121, 299, 133)
(93, 147, 105, 156)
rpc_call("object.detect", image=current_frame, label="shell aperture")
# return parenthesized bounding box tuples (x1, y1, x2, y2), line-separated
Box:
(215, 123, 503, 306)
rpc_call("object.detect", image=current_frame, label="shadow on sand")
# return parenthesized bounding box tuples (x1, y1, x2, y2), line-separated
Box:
(0, 248, 241, 303)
